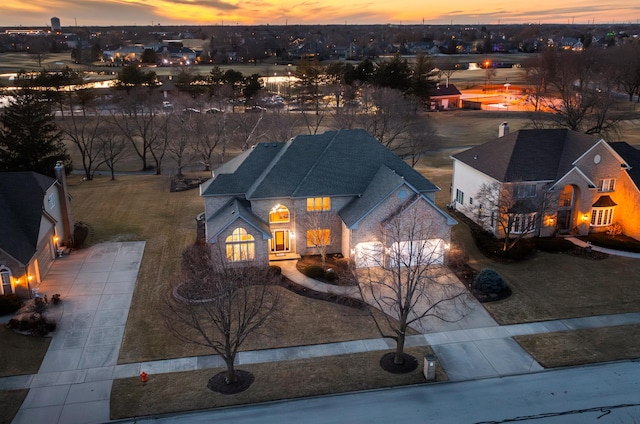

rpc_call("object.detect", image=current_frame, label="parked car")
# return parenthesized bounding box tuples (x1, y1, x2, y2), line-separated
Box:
(245, 105, 266, 113)
(204, 107, 224, 114)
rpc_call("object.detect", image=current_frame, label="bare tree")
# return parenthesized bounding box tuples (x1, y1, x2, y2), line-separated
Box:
(470, 182, 552, 252)
(302, 208, 336, 269)
(60, 114, 107, 180)
(164, 244, 281, 388)
(110, 88, 166, 172)
(100, 131, 127, 181)
(356, 206, 468, 366)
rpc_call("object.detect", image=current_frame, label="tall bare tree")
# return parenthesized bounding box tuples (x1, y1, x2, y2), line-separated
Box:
(470, 182, 553, 252)
(60, 114, 108, 180)
(356, 206, 468, 367)
(164, 244, 281, 388)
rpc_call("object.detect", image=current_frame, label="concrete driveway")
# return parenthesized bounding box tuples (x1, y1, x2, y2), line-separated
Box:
(9, 242, 145, 424)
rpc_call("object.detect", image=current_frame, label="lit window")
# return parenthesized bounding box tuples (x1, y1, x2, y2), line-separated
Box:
(307, 197, 331, 211)
(510, 213, 537, 234)
(590, 208, 614, 226)
(598, 179, 615, 192)
(225, 228, 255, 262)
(307, 229, 330, 247)
(269, 204, 290, 223)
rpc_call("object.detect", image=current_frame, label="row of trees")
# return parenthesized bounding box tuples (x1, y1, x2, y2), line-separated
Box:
(523, 44, 640, 137)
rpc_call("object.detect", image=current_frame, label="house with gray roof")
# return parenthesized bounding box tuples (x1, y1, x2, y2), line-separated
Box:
(0, 162, 74, 297)
(451, 126, 640, 241)
(200, 129, 456, 267)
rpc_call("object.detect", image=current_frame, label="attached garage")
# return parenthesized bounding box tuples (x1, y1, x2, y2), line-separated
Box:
(390, 239, 445, 267)
(354, 242, 383, 268)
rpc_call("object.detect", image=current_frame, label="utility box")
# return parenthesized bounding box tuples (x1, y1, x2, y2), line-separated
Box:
(424, 354, 436, 381)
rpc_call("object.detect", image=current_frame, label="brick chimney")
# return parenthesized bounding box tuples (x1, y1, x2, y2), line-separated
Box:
(499, 122, 509, 137)
(54, 161, 75, 248)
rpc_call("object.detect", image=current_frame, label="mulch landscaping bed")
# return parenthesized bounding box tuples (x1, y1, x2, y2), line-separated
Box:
(295, 254, 357, 287)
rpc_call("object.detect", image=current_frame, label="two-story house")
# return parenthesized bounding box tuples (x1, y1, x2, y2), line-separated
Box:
(0, 162, 74, 297)
(200, 129, 456, 268)
(451, 127, 640, 241)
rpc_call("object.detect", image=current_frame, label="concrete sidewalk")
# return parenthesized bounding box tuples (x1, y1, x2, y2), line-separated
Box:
(565, 236, 640, 258)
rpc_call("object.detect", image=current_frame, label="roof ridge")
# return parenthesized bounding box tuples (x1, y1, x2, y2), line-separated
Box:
(291, 130, 340, 197)
(245, 141, 292, 199)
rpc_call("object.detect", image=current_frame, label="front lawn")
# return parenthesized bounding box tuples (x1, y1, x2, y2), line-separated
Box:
(110, 347, 441, 420)
(0, 325, 51, 377)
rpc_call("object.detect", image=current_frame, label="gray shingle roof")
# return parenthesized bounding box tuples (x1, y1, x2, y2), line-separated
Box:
(609, 142, 640, 188)
(205, 198, 271, 243)
(452, 129, 597, 182)
(429, 84, 461, 97)
(339, 165, 407, 228)
(202, 129, 438, 200)
(0, 172, 56, 264)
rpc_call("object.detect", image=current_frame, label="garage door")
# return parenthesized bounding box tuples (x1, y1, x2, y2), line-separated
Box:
(390, 239, 445, 267)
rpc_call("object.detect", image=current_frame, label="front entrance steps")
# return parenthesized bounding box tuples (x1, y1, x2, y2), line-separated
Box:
(269, 252, 301, 262)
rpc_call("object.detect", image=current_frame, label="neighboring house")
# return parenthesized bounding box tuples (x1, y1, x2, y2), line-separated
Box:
(0, 162, 74, 297)
(200, 129, 456, 268)
(429, 83, 461, 110)
(451, 127, 640, 241)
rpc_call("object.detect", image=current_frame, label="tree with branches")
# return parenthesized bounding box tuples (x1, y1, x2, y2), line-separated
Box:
(470, 182, 553, 252)
(355, 206, 469, 368)
(164, 244, 281, 391)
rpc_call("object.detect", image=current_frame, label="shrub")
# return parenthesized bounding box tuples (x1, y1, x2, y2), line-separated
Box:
(536, 237, 574, 253)
(7, 313, 57, 337)
(73, 222, 89, 248)
(268, 265, 282, 276)
(473, 268, 507, 294)
(303, 265, 325, 279)
(0, 294, 23, 315)
(324, 268, 338, 282)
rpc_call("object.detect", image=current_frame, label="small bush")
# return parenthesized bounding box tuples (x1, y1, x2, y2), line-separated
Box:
(73, 222, 89, 248)
(473, 268, 507, 294)
(51, 294, 62, 305)
(536, 237, 574, 253)
(324, 268, 338, 282)
(0, 294, 23, 315)
(7, 313, 57, 337)
(268, 265, 282, 276)
(303, 265, 325, 279)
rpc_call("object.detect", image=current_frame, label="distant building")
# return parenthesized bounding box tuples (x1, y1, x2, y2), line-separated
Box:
(51, 17, 61, 32)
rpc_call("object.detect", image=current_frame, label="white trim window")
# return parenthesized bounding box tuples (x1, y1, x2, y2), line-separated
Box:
(591, 208, 614, 227)
(598, 179, 616, 192)
(510, 213, 537, 234)
(0, 266, 12, 295)
(307, 197, 331, 211)
(225, 228, 255, 262)
(455, 189, 464, 205)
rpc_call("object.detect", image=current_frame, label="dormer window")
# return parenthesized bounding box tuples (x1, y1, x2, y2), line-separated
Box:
(598, 179, 615, 192)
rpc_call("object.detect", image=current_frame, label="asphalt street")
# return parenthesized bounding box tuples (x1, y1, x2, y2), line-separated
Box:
(130, 361, 640, 424)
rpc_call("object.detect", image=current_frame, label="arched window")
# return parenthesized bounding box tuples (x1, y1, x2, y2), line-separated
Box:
(0, 266, 12, 295)
(225, 228, 255, 262)
(269, 204, 290, 223)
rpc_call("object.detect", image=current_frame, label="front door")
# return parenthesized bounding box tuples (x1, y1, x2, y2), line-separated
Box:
(272, 230, 289, 252)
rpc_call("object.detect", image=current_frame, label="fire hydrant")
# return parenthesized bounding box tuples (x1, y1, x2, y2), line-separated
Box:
(140, 371, 148, 383)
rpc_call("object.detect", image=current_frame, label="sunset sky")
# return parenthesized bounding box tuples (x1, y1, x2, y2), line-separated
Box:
(2, 0, 639, 27)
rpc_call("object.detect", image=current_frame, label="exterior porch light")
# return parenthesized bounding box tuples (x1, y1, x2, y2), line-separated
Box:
(582, 214, 590, 222)
(53, 236, 59, 247)
(290, 232, 295, 238)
